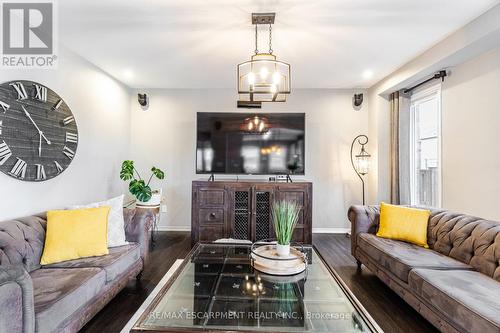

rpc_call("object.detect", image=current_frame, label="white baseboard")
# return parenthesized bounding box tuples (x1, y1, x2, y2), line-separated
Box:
(156, 225, 190, 231)
(156, 226, 350, 233)
(312, 227, 350, 234)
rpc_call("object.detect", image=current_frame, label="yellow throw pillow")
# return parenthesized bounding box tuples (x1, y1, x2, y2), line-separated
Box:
(376, 202, 431, 248)
(40, 206, 110, 265)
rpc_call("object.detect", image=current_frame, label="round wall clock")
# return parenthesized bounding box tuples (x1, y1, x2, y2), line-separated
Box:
(0, 80, 78, 181)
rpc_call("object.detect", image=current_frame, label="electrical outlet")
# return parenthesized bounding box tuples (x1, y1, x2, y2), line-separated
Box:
(161, 204, 167, 213)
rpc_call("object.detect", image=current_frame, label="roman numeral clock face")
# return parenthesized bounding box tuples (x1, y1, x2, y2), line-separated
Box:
(0, 80, 78, 181)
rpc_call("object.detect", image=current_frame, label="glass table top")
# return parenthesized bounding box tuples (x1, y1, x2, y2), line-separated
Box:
(133, 243, 379, 333)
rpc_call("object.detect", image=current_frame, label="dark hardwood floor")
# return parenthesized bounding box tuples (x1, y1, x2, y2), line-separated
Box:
(81, 232, 438, 333)
(80, 232, 192, 333)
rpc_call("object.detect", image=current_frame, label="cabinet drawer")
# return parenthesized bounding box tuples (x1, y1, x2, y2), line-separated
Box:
(198, 190, 225, 206)
(277, 191, 305, 206)
(199, 208, 224, 224)
(199, 224, 224, 242)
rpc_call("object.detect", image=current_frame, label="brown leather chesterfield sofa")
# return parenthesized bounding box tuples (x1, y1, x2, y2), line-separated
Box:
(348, 205, 500, 333)
(0, 208, 153, 333)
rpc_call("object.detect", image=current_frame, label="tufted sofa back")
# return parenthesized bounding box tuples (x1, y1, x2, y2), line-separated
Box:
(0, 215, 47, 272)
(427, 209, 500, 281)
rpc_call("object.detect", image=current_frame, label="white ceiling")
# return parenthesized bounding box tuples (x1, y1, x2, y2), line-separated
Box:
(59, 0, 499, 89)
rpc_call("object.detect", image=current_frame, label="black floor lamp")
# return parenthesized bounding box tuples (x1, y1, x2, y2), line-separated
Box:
(350, 135, 371, 205)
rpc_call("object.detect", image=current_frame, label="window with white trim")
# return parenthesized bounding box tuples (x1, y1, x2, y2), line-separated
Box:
(410, 85, 442, 207)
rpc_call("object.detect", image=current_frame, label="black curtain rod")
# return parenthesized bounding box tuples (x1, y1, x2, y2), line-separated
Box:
(403, 70, 447, 94)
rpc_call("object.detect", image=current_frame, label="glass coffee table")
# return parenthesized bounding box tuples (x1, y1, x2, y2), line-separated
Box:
(131, 243, 381, 333)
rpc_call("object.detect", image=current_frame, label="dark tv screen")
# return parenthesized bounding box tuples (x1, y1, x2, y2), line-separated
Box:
(196, 113, 305, 175)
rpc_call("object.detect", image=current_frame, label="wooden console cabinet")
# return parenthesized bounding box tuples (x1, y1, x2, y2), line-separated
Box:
(191, 180, 312, 245)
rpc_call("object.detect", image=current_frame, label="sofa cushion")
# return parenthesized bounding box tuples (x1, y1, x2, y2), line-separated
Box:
(40, 207, 110, 265)
(409, 268, 500, 333)
(31, 267, 105, 333)
(377, 202, 430, 248)
(358, 233, 473, 282)
(69, 195, 128, 247)
(43, 243, 140, 283)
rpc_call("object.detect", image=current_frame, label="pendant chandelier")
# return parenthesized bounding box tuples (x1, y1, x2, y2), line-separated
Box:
(237, 13, 291, 104)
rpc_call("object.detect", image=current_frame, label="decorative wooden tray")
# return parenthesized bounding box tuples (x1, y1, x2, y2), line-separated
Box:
(250, 242, 307, 276)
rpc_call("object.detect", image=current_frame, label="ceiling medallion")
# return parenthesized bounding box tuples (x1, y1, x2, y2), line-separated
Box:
(237, 13, 291, 104)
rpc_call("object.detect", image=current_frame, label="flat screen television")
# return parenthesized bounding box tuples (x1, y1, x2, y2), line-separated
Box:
(196, 112, 305, 175)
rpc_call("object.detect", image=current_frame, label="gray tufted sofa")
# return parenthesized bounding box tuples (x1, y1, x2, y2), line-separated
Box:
(348, 205, 500, 333)
(0, 208, 153, 333)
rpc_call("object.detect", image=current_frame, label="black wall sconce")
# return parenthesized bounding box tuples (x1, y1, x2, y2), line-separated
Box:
(353, 93, 363, 111)
(138, 93, 148, 109)
(353, 93, 363, 107)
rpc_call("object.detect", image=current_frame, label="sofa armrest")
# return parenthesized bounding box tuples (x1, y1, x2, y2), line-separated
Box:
(0, 265, 35, 333)
(347, 205, 380, 255)
(123, 208, 154, 266)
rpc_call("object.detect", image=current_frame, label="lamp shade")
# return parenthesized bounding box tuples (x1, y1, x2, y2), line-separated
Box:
(355, 147, 371, 175)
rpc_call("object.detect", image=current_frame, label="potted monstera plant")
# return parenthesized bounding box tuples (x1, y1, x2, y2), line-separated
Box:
(120, 160, 165, 205)
(272, 200, 300, 257)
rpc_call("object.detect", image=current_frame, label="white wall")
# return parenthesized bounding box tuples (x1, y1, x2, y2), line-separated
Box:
(367, 5, 500, 216)
(0, 47, 131, 220)
(367, 89, 391, 205)
(440, 46, 500, 220)
(368, 35, 500, 219)
(130, 89, 368, 231)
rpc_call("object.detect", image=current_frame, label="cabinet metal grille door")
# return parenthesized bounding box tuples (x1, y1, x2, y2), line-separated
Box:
(255, 192, 271, 241)
(234, 191, 249, 239)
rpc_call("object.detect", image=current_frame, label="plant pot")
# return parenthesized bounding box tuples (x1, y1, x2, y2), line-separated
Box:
(136, 189, 162, 206)
(276, 243, 290, 257)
